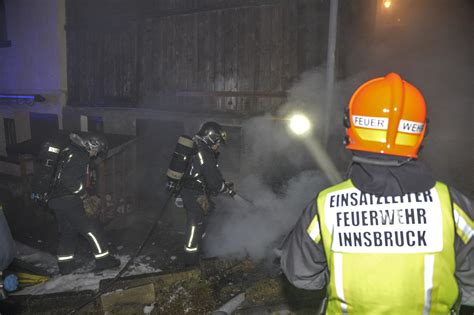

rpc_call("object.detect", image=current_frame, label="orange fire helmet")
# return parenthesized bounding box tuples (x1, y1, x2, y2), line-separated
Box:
(344, 73, 427, 158)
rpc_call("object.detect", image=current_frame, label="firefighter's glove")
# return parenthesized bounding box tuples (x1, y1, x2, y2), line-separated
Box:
(197, 195, 214, 216)
(225, 182, 234, 191)
(31, 192, 43, 203)
(31, 193, 49, 205)
(83, 195, 100, 218)
(225, 182, 236, 198)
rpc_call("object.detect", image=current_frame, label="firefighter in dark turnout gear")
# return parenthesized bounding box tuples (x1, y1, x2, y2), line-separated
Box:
(278, 73, 474, 313)
(48, 133, 120, 274)
(179, 122, 234, 266)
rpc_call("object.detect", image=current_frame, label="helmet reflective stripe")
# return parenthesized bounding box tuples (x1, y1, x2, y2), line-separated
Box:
(187, 225, 196, 248)
(87, 232, 103, 254)
(453, 203, 474, 243)
(94, 251, 110, 259)
(57, 255, 74, 261)
(72, 183, 83, 194)
(352, 115, 388, 130)
(48, 146, 60, 153)
(398, 120, 424, 134)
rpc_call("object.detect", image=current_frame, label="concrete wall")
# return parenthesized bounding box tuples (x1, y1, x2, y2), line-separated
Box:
(0, 0, 66, 155)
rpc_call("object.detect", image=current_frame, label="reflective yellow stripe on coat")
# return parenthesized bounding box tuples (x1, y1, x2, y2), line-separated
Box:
(314, 180, 457, 315)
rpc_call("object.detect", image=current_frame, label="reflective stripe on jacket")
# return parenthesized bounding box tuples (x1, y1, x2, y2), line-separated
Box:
(312, 180, 458, 314)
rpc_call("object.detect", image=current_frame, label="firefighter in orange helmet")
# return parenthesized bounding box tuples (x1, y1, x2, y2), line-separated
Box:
(278, 73, 474, 313)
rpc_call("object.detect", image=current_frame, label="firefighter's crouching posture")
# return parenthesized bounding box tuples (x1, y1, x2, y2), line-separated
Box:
(48, 134, 120, 274)
(278, 73, 474, 313)
(177, 122, 234, 266)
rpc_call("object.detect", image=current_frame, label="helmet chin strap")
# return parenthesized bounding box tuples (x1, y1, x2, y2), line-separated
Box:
(352, 155, 412, 167)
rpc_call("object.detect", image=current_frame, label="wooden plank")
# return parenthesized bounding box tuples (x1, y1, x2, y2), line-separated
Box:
(196, 11, 215, 110)
(257, 6, 272, 112)
(223, 8, 239, 111)
(138, 19, 152, 104)
(176, 90, 287, 97)
(239, 7, 257, 111)
(101, 283, 155, 312)
(66, 30, 77, 104)
(287, 0, 299, 86)
(189, 13, 200, 109)
(214, 10, 225, 110)
(270, 5, 282, 111)
(162, 16, 176, 109)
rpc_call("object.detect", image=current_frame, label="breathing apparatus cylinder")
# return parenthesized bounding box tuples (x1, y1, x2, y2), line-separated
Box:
(30, 141, 64, 203)
(166, 135, 194, 193)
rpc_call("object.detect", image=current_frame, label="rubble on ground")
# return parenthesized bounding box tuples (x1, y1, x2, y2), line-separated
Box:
(5, 258, 325, 314)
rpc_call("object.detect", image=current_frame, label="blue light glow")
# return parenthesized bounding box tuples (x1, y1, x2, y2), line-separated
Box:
(0, 94, 35, 99)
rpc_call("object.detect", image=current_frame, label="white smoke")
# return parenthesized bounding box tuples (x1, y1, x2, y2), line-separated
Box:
(205, 170, 328, 260)
(204, 70, 334, 261)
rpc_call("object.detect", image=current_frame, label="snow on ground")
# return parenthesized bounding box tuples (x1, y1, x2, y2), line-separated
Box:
(12, 245, 162, 296)
(14, 241, 59, 275)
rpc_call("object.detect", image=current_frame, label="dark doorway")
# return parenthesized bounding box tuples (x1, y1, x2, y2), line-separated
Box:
(135, 119, 184, 211)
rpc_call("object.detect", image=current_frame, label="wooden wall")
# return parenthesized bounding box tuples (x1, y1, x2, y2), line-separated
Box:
(65, 0, 335, 114)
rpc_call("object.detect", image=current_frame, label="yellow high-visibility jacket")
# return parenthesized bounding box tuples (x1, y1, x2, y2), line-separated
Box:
(279, 179, 474, 314)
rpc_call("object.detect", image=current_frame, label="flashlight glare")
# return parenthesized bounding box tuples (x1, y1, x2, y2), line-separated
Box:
(289, 114, 311, 135)
(383, 0, 392, 8)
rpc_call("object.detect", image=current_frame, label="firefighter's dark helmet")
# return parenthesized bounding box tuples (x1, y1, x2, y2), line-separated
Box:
(83, 134, 108, 156)
(197, 121, 227, 145)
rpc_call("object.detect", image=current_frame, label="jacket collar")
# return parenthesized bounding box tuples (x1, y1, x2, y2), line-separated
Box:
(348, 151, 435, 196)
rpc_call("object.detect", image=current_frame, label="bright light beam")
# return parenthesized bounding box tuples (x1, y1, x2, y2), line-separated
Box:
(302, 137, 342, 185)
(289, 114, 311, 136)
(383, 0, 392, 9)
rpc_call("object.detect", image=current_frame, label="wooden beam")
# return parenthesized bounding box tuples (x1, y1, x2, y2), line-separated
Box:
(176, 90, 287, 98)
(65, 0, 283, 31)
